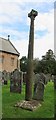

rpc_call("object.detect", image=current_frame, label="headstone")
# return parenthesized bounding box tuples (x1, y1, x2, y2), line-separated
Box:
(10, 69, 23, 93)
(40, 73, 47, 84)
(33, 73, 47, 85)
(7, 72, 10, 80)
(33, 73, 40, 84)
(2, 70, 7, 85)
(33, 73, 45, 101)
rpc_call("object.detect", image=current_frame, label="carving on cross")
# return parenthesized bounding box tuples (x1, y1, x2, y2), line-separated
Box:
(28, 9, 38, 19)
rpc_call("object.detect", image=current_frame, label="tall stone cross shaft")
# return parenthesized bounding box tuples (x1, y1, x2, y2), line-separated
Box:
(25, 9, 38, 100)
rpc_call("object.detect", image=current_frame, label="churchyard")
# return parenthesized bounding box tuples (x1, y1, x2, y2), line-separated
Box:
(0, 9, 55, 119)
(2, 80, 54, 118)
(0, 68, 54, 118)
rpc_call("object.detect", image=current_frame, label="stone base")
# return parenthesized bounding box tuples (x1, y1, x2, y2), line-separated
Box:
(14, 100, 41, 111)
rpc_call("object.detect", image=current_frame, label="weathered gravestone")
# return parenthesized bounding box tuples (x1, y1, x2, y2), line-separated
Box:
(33, 73, 45, 101)
(33, 73, 47, 85)
(10, 69, 23, 93)
(7, 72, 10, 81)
(2, 70, 7, 85)
(33, 73, 40, 84)
(40, 73, 47, 84)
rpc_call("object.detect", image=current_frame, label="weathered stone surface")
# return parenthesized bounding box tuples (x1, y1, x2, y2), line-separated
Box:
(14, 100, 41, 111)
(10, 69, 23, 93)
(33, 73, 45, 101)
(7, 72, 10, 80)
(40, 73, 47, 84)
(2, 70, 7, 85)
(0, 71, 11, 85)
(33, 73, 47, 85)
(33, 81, 44, 101)
(25, 9, 38, 100)
(33, 73, 40, 83)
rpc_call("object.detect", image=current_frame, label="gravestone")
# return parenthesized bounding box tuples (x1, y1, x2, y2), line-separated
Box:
(7, 72, 10, 81)
(33, 73, 40, 84)
(40, 73, 47, 84)
(2, 70, 7, 85)
(10, 69, 23, 93)
(33, 73, 45, 101)
(33, 73, 47, 85)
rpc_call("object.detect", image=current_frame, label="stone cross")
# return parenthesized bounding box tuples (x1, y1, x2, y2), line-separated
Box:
(28, 9, 38, 59)
(25, 9, 38, 100)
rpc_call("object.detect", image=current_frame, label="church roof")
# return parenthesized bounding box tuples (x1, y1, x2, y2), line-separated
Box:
(0, 37, 20, 56)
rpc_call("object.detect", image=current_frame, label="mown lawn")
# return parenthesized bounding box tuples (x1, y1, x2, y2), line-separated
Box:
(2, 81, 54, 119)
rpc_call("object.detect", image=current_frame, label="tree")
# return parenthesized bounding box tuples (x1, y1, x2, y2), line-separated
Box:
(42, 49, 55, 74)
(42, 49, 55, 61)
(34, 49, 56, 75)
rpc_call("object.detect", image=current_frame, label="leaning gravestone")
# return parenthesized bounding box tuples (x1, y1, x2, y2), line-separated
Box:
(33, 73, 45, 101)
(2, 70, 7, 85)
(10, 69, 23, 93)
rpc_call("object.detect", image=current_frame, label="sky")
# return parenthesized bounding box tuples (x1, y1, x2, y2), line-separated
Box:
(0, 0, 55, 59)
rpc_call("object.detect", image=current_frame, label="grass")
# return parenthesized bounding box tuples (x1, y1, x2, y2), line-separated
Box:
(2, 81, 54, 119)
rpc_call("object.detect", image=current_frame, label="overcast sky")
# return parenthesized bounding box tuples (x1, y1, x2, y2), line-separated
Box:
(0, 0, 55, 59)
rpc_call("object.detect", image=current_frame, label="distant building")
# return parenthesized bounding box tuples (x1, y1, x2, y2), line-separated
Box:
(0, 37, 20, 72)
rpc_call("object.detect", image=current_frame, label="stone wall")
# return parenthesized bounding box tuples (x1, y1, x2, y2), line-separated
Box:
(0, 52, 20, 72)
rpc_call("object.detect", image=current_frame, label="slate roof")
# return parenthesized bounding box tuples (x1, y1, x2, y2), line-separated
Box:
(0, 37, 20, 56)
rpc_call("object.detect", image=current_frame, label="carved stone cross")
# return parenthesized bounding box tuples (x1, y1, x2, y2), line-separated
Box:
(25, 9, 38, 100)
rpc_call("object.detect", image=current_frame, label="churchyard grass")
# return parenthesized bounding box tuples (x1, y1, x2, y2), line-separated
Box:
(2, 81, 54, 118)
